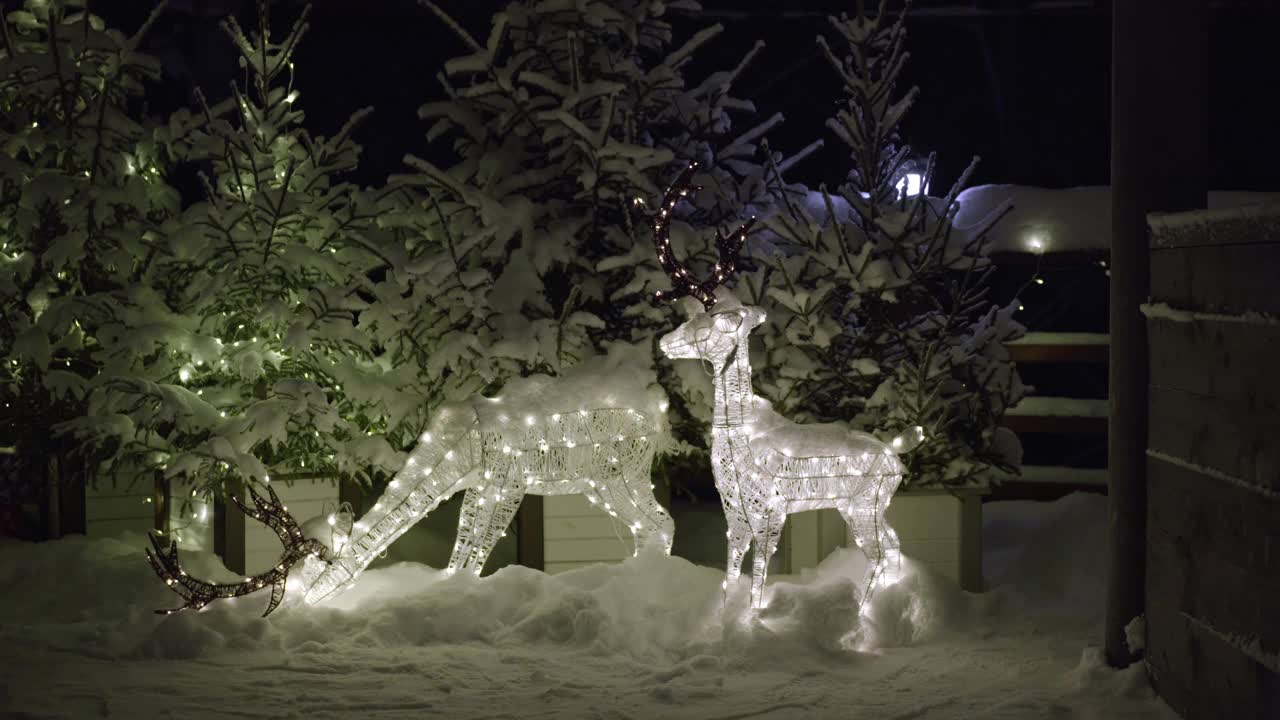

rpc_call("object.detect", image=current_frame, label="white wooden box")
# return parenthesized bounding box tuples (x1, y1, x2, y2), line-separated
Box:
(786, 490, 984, 591)
(542, 494, 633, 574)
(84, 475, 156, 538)
(241, 480, 341, 574)
(168, 478, 215, 553)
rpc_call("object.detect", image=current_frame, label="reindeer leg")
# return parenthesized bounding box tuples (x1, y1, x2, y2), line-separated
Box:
(610, 469, 674, 556)
(877, 510, 903, 589)
(724, 510, 751, 591)
(748, 512, 784, 610)
(448, 483, 524, 575)
(840, 501, 899, 610)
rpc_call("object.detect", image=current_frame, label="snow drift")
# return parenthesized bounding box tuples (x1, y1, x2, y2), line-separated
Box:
(0, 493, 1174, 719)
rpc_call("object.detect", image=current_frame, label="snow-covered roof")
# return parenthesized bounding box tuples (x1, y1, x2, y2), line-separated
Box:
(953, 185, 1280, 253)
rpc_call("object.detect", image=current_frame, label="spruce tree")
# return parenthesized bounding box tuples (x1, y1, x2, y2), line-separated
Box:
(0, 0, 176, 472)
(745, 2, 1025, 487)
(66, 2, 401, 499)
(392, 0, 785, 451)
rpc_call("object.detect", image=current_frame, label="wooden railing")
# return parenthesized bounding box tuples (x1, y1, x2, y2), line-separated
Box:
(999, 331, 1110, 497)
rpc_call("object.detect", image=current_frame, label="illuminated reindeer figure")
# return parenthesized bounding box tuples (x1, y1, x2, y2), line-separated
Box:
(653, 165, 920, 610)
(149, 360, 675, 614)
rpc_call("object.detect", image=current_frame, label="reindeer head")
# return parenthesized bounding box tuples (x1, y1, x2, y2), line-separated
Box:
(646, 163, 758, 368)
(660, 293, 766, 367)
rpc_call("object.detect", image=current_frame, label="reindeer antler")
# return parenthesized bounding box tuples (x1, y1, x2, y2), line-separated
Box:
(648, 163, 755, 310)
(146, 483, 330, 617)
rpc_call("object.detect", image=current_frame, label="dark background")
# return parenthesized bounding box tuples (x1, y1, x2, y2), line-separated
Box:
(26, 0, 1280, 192)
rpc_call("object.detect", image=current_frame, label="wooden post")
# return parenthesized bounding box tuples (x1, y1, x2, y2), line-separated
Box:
(45, 454, 61, 539)
(515, 494, 544, 571)
(1107, 0, 1207, 668)
(154, 474, 169, 533)
(216, 489, 246, 575)
(338, 478, 364, 518)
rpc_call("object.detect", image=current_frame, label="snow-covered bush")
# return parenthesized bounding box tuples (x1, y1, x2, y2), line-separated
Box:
(0, 0, 177, 460)
(61, 2, 405, 496)
(393, 0, 782, 451)
(742, 4, 1026, 487)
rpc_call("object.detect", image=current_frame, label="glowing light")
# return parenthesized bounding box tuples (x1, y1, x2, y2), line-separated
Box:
(651, 170, 908, 612)
(895, 171, 926, 198)
(299, 368, 676, 606)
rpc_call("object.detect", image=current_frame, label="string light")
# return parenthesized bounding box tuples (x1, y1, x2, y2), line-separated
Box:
(647, 163, 755, 310)
(653, 169, 917, 611)
(146, 485, 330, 616)
(300, 368, 675, 606)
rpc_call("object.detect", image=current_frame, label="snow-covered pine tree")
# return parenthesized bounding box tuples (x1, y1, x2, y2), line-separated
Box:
(392, 0, 789, 451)
(0, 0, 177, 463)
(64, 2, 403, 499)
(744, 1, 1026, 487)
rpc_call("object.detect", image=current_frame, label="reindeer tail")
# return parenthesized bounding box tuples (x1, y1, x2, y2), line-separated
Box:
(890, 426, 926, 454)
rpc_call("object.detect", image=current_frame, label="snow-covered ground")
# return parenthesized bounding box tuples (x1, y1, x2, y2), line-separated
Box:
(0, 493, 1173, 719)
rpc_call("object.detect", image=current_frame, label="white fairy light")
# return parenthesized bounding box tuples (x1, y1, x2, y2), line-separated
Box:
(660, 291, 918, 610)
(297, 365, 675, 606)
(649, 168, 917, 612)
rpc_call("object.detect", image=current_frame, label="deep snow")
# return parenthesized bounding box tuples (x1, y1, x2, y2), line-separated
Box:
(0, 493, 1173, 719)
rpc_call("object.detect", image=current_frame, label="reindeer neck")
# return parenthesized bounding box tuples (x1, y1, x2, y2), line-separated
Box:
(711, 342, 755, 430)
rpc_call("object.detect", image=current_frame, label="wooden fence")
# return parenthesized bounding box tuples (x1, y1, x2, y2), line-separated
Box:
(1143, 203, 1280, 717)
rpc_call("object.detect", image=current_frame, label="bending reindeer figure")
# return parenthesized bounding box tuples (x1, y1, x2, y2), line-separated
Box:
(149, 358, 675, 615)
(652, 165, 921, 610)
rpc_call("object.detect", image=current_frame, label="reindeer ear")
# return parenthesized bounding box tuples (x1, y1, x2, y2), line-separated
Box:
(677, 296, 704, 317)
(711, 287, 741, 308)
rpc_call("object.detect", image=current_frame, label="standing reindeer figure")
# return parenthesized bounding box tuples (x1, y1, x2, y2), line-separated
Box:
(149, 357, 675, 614)
(652, 165, 921, 611)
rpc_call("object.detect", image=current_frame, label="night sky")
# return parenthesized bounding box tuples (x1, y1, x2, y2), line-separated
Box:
(33, 0, 1280, 193)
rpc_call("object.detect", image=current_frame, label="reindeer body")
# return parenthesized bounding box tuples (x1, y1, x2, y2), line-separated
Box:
(301, 366, 675, 606)
(661, 294, 908, 610)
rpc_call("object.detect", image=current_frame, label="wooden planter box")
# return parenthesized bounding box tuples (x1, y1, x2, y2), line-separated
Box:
(214, 479, 343, 575)
(77, 473, 342, 578)
(84, 475, 161, 538)
(538, 485, 985, 592)
(785, 488, 985, 592)
(541, 493, 636, 574)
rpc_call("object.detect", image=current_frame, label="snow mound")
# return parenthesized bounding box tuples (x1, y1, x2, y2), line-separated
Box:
(470, 352, 668, 424)
(0, 493, 1175, 719)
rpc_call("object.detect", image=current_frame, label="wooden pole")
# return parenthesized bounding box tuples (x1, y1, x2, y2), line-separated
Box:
(1107, 0, 1207, 668)
(515, 495, 544, 571)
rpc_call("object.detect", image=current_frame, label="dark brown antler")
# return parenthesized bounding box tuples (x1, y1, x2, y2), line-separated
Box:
(146, 483, 330, 617)
(649, 163, 755, 310)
